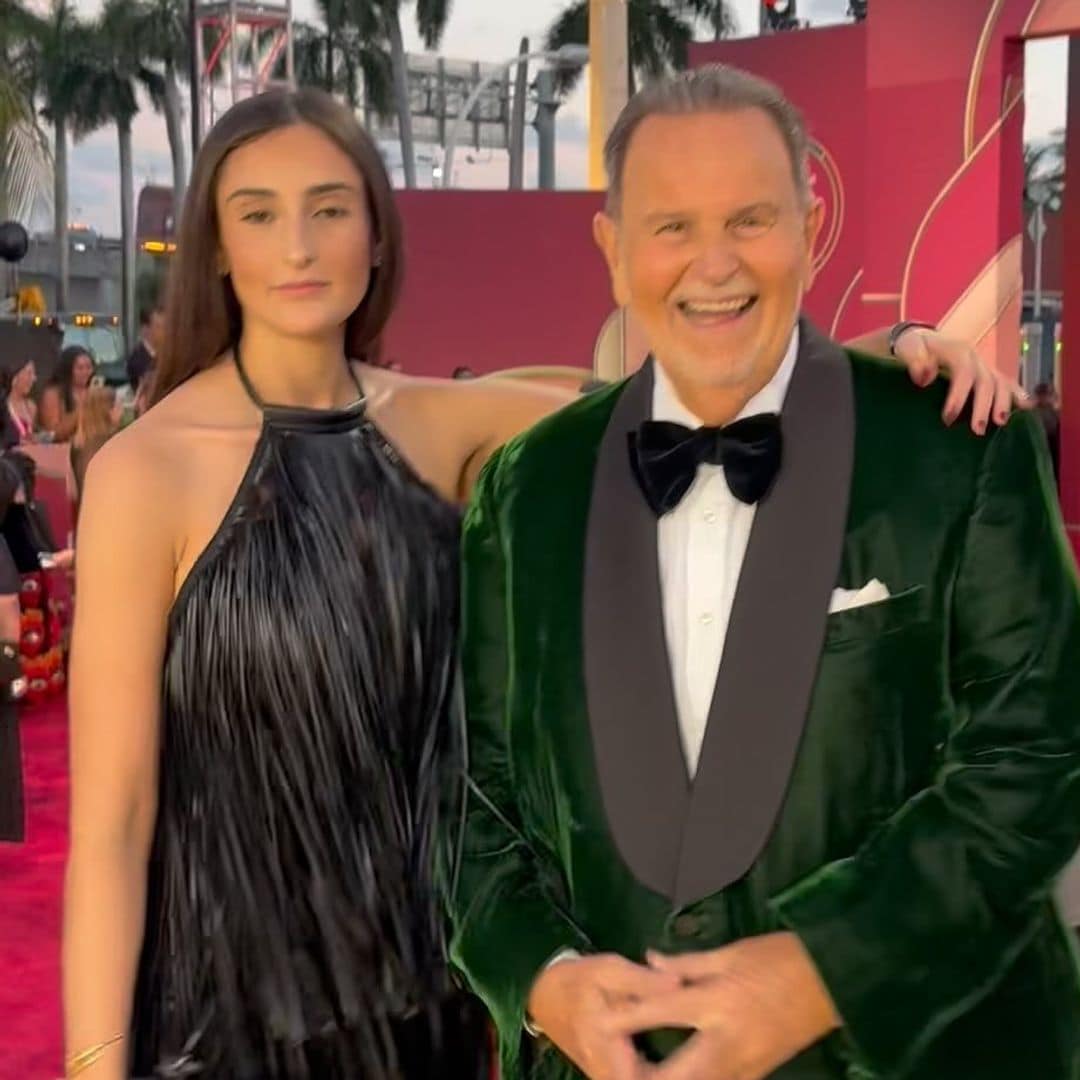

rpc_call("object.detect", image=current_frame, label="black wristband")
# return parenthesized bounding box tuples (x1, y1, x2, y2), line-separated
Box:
(887, 320, 936, 357)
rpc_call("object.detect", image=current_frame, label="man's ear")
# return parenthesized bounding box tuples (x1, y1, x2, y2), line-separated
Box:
(593, 211, 631, 308)
(802, 195, 826, 288)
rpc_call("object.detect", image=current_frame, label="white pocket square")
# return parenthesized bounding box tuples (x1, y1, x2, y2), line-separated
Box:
(828, 578, 891, 614)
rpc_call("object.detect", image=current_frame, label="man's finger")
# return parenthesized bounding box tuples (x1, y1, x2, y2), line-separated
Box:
(653, 1029, 735, 1080)
(646, 947, 725, 981)
(595, 955, 682, 998)
(605, 986, 706, 1035)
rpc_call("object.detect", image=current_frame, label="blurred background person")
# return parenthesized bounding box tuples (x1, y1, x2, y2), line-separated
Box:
(1033, 382, 1061, 488)
(125, 304, 165, 398)
(40, 346, 97, 443)
(3, 359, 38, 444)
(71, 385, 122, 509)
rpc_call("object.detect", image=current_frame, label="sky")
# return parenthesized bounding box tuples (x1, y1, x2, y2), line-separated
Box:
(57, 0, 1071, 234)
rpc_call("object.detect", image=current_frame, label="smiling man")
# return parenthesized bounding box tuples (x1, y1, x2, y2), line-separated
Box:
(449, 65, 1080, 1080)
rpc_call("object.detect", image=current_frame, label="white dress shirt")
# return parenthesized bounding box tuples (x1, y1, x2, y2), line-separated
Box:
(654, 328, 799, 777)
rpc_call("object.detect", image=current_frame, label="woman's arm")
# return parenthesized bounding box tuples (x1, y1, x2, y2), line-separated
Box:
(63, 431, 177, 1079)
(39, 386, 76, 440)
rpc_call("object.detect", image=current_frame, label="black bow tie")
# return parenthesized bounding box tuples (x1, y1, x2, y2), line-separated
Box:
(629, 414, 783, 516)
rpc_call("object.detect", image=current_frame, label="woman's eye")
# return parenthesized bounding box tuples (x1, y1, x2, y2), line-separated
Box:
(241, 209, 273, 224)
(315, 205, 348, 219)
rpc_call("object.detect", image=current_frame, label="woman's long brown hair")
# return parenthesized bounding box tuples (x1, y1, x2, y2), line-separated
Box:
(151, 88, 403, 405)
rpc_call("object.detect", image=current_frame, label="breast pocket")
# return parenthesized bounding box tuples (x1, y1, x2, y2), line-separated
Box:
(823, 584, 930, 650)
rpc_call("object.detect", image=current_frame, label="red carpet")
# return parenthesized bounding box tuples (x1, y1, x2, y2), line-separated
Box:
(0, 699, 68, 1080)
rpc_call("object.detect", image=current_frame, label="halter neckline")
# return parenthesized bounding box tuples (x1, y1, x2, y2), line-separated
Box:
(233, 345, 367, 428)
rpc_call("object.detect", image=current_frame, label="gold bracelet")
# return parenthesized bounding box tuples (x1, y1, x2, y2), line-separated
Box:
(64, 1033, 124, 1077)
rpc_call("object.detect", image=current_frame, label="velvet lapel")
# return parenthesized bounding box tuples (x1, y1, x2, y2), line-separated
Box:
(583, 360, 689, 900)
(673, 320, 855, 906)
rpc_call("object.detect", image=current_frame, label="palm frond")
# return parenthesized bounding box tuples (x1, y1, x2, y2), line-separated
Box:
(1, 118, 52, 221)
(414, 0, 452, 50)
(542, 0, 588, 97)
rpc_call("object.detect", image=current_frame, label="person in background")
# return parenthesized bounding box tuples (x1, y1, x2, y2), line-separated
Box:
(0, 455, 27, 843)
(3, 359, 38, 444)
(40, 346, 98, 442)
(71, 385, 123, 509)
(1033, 382, 1061, 486)
(125, 303, 165, 395)
(452, 365, 477, 380)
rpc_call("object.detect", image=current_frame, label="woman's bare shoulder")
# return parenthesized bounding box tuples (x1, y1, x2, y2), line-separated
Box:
(86, 363, 252, 505)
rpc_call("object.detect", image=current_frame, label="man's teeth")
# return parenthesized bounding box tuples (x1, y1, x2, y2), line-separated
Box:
(682, 298, 751, 315)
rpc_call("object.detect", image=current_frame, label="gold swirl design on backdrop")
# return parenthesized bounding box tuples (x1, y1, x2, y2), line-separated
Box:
(900, 86, 1024, 318)
(830, 268, 864, 337)
(964, 0, 1006, 156)
(809, 140, 844, 274)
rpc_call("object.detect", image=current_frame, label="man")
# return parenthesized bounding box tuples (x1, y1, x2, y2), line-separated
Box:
(126, 303, 165, 395)
(450, 66, 1080, 1080)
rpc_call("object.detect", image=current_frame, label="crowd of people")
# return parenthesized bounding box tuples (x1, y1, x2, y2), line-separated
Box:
(0, 310, 158, 844)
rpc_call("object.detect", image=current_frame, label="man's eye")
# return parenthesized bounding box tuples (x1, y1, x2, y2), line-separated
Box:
(731, 214, 773, 236)
(657, 221, 686, 235)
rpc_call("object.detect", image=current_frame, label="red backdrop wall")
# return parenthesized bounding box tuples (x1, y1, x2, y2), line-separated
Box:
(383, 191, 609, 376)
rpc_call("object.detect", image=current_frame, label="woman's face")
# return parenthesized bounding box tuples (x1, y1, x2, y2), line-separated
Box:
(72, 352, 95, 389)
(13, 362, 35, 397)
(215, 123, 377, 346)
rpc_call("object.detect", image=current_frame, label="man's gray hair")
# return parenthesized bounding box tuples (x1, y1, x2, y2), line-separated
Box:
(603, 64, 811, 215)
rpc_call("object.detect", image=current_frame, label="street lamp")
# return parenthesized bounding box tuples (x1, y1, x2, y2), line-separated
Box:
(441, 43, 590, 189)
(1027, 177, 1062, 318)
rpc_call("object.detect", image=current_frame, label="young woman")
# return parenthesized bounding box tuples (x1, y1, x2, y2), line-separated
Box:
(70, 384, 122, 507)
(64, 87, 1016, 1080)
(4, 358, 38, 444)
(41, 346, 98, 442)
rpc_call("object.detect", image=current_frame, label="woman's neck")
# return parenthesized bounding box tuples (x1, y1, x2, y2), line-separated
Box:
(237, 325, 357, 410)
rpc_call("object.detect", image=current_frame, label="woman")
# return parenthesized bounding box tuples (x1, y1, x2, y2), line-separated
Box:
(63, 88, 1014, 1080)
(70, 384, 122, 506)
(40, 346, 97, 442)
(4, 358, 37, 443)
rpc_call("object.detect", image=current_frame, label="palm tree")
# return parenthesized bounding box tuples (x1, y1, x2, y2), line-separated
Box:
(1024, 129, 1065, 213)
(83, 0, 167, 349)
(295, 0, 394, 121)
(544, 0, 690, 97)
(379, 0, 453, 188)
(0, 0, 52, 224)
(137, 0, 190, 206)
(25, 0, 100, 312)
(680, 0, 738, 40)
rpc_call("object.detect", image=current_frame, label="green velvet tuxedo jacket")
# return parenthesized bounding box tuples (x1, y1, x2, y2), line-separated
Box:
(449, 322, 1080, 1079)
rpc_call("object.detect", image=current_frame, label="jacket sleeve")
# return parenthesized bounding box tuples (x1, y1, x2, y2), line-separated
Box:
(770, 412, 1080, 1077)
(447, 448, 592, 1065)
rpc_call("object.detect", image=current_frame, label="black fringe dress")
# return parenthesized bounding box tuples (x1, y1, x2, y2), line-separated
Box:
(130, 357, 488, 1079)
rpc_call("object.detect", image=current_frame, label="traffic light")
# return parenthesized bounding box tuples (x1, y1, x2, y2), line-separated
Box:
(849, 0, 868, 20)
(763, 0, 798, 32)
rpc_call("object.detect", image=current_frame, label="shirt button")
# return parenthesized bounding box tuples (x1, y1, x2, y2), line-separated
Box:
(703, 509, 718, 524)
(700, 612, 714, 626)
(671, 913, 706, 938)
